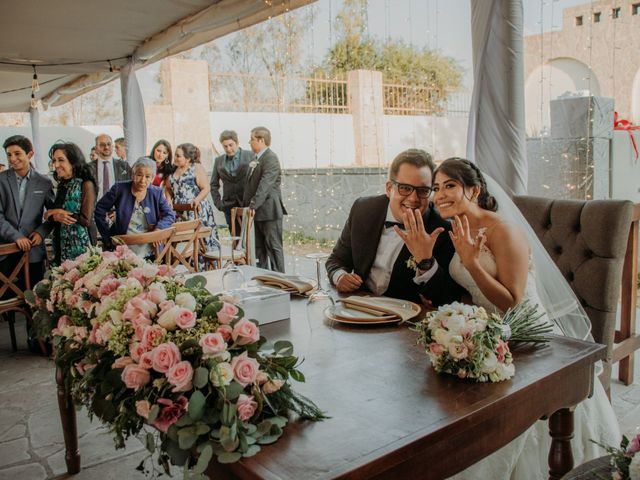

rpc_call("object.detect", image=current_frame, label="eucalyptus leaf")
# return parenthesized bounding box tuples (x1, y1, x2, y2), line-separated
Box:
(193, 444, 213, 474)
(290, 369, 305, 382)
(193, 367, 209, 389)
(257, 434, 282, 445)
(147, 404, 160, 424)
(217, 451, 242, 464)
(189, 390, 206, 421)
(273, 340, 294, 356)
(185, 275, 206, 289)
(243, 445, 261, 457)
(224, 382, 243, 401)
(268, 416, 288, 428)
(164, 439, 189, 466)
(175, 414, 194, 427)
(145, 432, 155, 453)
(178, 432, 198, 450)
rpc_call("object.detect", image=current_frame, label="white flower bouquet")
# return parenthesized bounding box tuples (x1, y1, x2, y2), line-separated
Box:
(413, 301, 552, 382)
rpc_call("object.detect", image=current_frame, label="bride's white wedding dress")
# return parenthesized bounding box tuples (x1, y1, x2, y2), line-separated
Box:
(447, 237, 620, 480)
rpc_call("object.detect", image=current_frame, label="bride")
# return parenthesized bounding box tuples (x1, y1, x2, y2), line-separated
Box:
(431, 158, 620, 479)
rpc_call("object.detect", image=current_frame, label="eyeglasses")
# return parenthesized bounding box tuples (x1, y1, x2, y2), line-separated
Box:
(390, 180, 432, 198)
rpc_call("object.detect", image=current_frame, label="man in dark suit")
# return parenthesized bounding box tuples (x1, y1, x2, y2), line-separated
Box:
(210, 130, 252, 232)
(326, 149, 464, 306)
(243, 126, 287, 272)
(0, 135, 55, 287)
(90, 133, 132, 200)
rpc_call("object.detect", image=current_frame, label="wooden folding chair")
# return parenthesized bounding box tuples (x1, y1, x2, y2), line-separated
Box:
(173, 202, 198, 221)
(112, 227, 175, 264)
(203, 207, 255, 270)
(167, 219, 203, 273)
(0, 243, 32, 352)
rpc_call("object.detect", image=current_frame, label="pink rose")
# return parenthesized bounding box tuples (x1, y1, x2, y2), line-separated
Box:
(231, 318, 260, 345)
(157, 264, 172, 277)
(628, 433, 640, 455)
(217, 302, 239, 324)
(95, 322, 114, 345)
(152, 396, 187, 433)
(217, 325, 233, 342)
(175, 308, 197, 330)
(136, 400, 151, 419)
(141, 325, 166, 348)
(139, 351, 154, 370)
(148, 283, 167, 304)
(236, 394, 258, 421)
(166, 361, 193, 392)
(158, 300, 175, 314)
(262, 379, 285, 394)
(429, 342, 444, 356)
(495, 340, 510, 363)
(112, 356, 134, 369)
(121, 364, 151, 389)
(89, 322, 99, 344)
(199, 333, 227, 358)
(98, 277, 119, 297)
(151, 342, 181, 373)
(448, 343, 469, 360)
(130, 342, 147, 362)
(128, 267, 146, 286)
(231, 352, 260, 387)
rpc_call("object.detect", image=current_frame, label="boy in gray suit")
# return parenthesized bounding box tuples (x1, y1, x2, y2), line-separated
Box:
(0, 135, 55, 288)
(243, 127, 287, 272)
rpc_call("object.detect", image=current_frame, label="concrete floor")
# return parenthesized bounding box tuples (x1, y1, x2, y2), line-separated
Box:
(0, 256, 638, 480)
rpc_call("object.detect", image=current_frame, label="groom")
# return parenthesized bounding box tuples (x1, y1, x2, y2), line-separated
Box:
(326, 149, 464, 306)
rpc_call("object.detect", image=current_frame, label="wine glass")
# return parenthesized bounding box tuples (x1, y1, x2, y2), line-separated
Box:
(305, 252, 335, 336)
(221, 235, 245, 290)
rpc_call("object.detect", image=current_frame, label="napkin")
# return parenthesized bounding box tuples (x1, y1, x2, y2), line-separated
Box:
(252, 272, 315, 294)
(340, 296, 419, 322)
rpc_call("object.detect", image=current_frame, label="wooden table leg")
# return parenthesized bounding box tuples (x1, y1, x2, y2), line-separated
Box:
(56, 366, 80, 474)
(548, 407, 574, 480)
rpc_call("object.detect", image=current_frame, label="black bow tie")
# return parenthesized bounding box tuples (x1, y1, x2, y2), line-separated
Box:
(384, 221, 405, 230)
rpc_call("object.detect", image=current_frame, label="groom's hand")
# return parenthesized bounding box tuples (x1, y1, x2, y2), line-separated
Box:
(336, 272, 363, 293)
(395, 209, 444, 262)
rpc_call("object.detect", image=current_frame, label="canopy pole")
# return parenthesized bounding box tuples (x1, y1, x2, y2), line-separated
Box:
(29, 106, 47, 173)
(120, 58, 147, 163)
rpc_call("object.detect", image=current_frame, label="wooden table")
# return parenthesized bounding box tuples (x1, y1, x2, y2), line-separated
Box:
(57, 267, 606, 480)
(203, 268, 605, 480)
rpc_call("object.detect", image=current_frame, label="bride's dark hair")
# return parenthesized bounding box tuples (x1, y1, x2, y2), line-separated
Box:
(434, 158, 498, 212)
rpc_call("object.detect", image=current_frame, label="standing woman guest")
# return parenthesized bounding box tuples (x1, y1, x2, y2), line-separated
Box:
(167, 143, 219, 251)
(150, 139, 174, 187)
(44, 142, 97, 265)
(94, 157, 176, 256)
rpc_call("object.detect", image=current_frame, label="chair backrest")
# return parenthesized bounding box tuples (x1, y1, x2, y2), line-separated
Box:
(168, 219, 202, 272)
(231, 207, 255, 266)
(514, 195, 634, 394)
(112, 227, 175, 264)
(173, 203, 198, 220)
(0, 243, 30, 299)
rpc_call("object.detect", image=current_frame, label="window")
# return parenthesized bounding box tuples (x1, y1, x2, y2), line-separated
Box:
(612, 7, 621, 18)
(594, 12, 601, 22)
(575, 15, 583, 26)
(633, 3, 640, 15)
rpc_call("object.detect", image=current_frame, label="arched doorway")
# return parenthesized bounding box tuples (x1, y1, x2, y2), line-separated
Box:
(525, 57, 601, 136)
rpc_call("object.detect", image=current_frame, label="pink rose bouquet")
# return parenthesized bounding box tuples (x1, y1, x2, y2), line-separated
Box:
(29, 246, 325, 477)
(413, 301, 552, 382)
(592, 431, 640, 480)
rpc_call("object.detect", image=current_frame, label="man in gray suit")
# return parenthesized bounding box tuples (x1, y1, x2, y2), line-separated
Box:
(210, 130, 252, 233)
(243, 127, 287, 272)
(0, 135, 55, 287)
(90, 133, 132, 199)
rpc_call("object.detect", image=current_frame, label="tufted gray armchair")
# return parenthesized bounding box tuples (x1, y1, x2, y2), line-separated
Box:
(513, 196, 634, 395)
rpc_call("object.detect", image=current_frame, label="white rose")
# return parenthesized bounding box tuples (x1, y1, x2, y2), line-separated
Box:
(443, 315, 466, 334)
(481, 351, 498, 374)
(433, 328, 451, 346)
(175, 292, 197, 311)
(157, 306, 180, 331)
(210, 362, 234, 386)
(629, 453, 640, 480)
(142, 263, 159, 279)
(109, 310, 123, 324)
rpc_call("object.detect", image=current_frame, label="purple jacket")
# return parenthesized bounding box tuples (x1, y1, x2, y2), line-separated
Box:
(94, 181, 175, 247)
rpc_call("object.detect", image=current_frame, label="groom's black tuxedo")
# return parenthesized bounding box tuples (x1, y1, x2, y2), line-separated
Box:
(326, 195, 464, 305)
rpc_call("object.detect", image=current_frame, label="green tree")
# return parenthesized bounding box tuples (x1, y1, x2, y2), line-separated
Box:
(308, 0, 463, 115)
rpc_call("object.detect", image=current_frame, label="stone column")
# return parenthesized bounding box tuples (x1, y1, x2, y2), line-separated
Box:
(151, 58, 213, 170)
(348, 70, 384, 166)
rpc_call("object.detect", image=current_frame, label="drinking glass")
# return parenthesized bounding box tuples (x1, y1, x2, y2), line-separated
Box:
(221, 235, 245, 290)
(305, 252, 335, 336)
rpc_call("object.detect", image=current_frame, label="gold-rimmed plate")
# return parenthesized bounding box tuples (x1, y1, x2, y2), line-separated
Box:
(323, 304, 402, 325)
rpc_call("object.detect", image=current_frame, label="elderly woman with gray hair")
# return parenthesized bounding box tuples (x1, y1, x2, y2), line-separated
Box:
(95, 156, 176, 255)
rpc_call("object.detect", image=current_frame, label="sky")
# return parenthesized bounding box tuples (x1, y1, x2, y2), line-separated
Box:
(132, 0, 590, 103)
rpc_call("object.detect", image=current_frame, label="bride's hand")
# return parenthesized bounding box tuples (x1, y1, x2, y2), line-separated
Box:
(394, 209, 444, 262)
(450, 215, 482, 269)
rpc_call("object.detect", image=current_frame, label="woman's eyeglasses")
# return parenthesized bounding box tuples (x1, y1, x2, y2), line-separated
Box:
(390, 180, 432, 198)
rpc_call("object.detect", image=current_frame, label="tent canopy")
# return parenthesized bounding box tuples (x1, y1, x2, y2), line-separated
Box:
(0, 0, 314, 112)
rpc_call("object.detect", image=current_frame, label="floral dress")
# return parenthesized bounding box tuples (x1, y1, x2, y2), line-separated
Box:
(169, 165, 219, 251)
(126, 203, 153, 260)
(53, 177, 92, 265)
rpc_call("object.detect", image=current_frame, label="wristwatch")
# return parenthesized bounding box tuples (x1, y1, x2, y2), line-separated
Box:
(416, 257, 435, 271)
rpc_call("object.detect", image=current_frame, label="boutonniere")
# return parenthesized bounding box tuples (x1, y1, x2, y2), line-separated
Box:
(143, 206, 151, 214)
(406, 256, 418, 271)
(249, 160, 258, 169)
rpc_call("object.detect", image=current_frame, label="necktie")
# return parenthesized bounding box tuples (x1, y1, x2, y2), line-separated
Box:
(384, 221, 405, 230)
(17, 175, 27, 214)
(102, 161, 110, 195)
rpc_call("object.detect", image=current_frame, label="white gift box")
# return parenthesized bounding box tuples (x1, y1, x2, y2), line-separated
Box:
(550, 95, 614, 140)
(226, 285, 290, 325)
